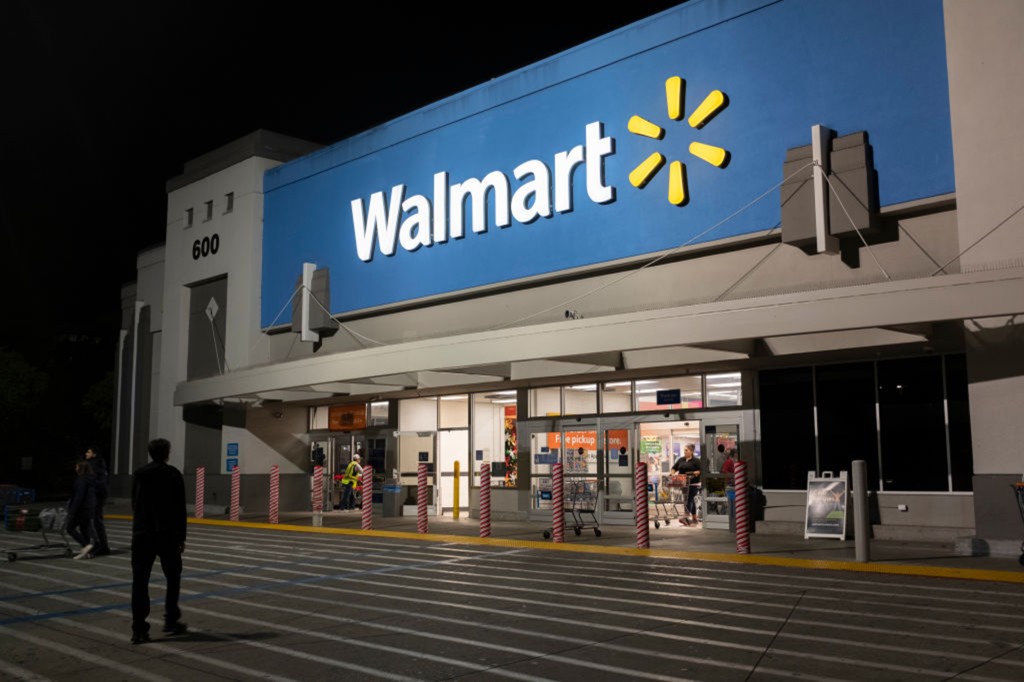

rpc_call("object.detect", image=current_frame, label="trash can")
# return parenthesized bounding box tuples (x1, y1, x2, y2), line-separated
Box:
(382, 481, 403, 517)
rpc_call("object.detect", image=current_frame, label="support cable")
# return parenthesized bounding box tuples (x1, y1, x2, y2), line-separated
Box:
(304, 286, 386, 348)
(490, 161, 815, 331)
(929, 202, 1024, 276)
(818, 164, 891, 280)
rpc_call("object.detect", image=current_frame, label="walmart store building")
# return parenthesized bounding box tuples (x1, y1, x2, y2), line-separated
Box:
(114, 0, 1024, 551)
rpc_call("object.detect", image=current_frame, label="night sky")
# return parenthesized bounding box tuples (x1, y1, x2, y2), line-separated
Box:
(0, 2, 683, 354)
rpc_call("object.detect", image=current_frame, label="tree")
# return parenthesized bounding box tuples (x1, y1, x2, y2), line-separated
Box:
(0, 347, 48, 485)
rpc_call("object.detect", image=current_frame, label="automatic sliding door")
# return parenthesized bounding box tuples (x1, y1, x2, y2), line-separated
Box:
(602, 427, 634, 521)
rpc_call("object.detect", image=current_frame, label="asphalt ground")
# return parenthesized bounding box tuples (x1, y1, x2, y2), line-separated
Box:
(1, 514, 1023, 681)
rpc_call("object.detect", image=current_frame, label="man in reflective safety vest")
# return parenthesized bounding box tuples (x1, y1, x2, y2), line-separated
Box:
(340, 454, 363, 511)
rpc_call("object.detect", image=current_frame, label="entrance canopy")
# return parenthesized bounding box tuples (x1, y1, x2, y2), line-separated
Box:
(174, 267, 1024, 406)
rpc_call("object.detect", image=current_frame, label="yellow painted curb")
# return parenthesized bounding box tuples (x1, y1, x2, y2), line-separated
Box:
(108, 513, 1024, 584)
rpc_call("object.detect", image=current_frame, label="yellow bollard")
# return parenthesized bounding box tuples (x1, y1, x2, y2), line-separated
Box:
(453, 460, 461, 520)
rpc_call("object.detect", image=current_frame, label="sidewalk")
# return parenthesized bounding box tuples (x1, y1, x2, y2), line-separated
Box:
(105, 498, 1024, 578)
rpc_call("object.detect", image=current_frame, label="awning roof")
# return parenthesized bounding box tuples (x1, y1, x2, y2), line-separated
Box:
(174, 267, 1024, 406)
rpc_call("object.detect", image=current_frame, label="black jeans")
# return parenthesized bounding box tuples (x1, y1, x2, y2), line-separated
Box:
(66, 512, 95, 549)
(131, 536, 182, 635)
(92, 494, 108, 551)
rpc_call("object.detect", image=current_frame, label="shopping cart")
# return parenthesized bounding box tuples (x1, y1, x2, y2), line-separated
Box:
(650, 476, 683, 529)
(661, 474, 702, 526)
(543, 477, 602, 538)
(1013, 482, 1024, 566)
(568, 477, 601, 537)
(3, 503, 73, 562)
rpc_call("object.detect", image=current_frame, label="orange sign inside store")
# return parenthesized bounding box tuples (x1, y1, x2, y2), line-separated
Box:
(328, 404, 367, 431)
(546, 430, 628, 451)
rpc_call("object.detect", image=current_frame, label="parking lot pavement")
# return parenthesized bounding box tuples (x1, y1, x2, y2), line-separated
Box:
(2, 518, 1024, 681)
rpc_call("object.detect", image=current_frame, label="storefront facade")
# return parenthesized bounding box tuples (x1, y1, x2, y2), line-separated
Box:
(114, 0, 1024, 548)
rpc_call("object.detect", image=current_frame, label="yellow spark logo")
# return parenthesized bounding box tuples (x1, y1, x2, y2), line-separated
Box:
(627, 76, 730, 206)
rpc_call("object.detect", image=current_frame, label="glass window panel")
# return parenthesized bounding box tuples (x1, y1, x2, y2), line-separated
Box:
(706, 372, 742, 407)
(945, 354, 973, 492)
(398, 434, 433, 487)
(528, 386, 561, 417)
(635, 377, 702, 412)
(368, 401, 389, 426)
(604, 428, 633, 512)
(472, 392, 518, 487)
(438, 394, 469, 428)
(759, 367, 816, 489)
(309, 406, 329, 430)
(563, 383, 597, 416)
(816, 362, 880, 489)
(398, 396, 437, 432)
(878, 356, 947, 491)
(529, 430, 559, 510)
(600, 381, 633, 414)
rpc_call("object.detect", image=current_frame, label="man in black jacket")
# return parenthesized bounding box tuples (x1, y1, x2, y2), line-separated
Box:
(130, 438, 187, 644)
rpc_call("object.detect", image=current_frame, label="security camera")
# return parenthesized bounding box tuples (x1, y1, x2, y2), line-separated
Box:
(564, 309, 582, 320)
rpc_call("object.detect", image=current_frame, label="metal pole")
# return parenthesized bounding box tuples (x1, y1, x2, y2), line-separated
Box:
(312, 465, 323, 527)
(269, 464, 279, 524)
(635, 462, 650, 549)
(735, 462, 750, 554)
(551, 463, 565, 543)
(852, 459, 870, 562)
(453, 460, 461, 520)
(194, 466, 205, 519)
(230, 466, 241, 522)
(479, 464, 491, 537)
(361, 466, 373, 530)
(417, 463, 429, 533)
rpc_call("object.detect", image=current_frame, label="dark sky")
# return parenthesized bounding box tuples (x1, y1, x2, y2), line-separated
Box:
(0, 2, 682, 352)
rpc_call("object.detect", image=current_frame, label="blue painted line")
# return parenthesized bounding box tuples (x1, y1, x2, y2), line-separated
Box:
(0, 548, 523, 627)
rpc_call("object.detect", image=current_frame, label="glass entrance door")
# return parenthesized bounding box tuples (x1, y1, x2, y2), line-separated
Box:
(639, 419, 701, 526)
(331, 434, 367, 510)
(528, 426, 598, 520)
(438, 429, 469, 516)
(601, 427, 634, 522)
(702, 421, 740, 530)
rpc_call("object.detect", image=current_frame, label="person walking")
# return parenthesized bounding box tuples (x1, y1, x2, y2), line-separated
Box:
(66, 461, 98, 559)
(671, 444, 702, 526)
(130, 438, 188, 644)
(340, 454, 363, 510)
(84, 448, 110, 555)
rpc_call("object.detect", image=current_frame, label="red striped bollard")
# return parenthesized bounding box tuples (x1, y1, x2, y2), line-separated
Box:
(195, 466, 205, 519)
(735, 461, 750, 554)
(229, 465, 240, 521)
(635, 462, 650, 549)
(361, 466, 373, 530)
(269, 464, 280, 524)
(417, 463, 429, 533)
(479, 464, 491, 538)
(551, 463, 564, 543)
(312, 465, 324, 526)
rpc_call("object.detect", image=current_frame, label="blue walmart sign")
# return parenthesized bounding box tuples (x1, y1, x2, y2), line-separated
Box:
(262, 0, 952, 324)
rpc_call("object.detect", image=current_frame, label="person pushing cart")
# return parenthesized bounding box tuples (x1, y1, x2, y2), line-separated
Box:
(671, 444, 701, 526)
